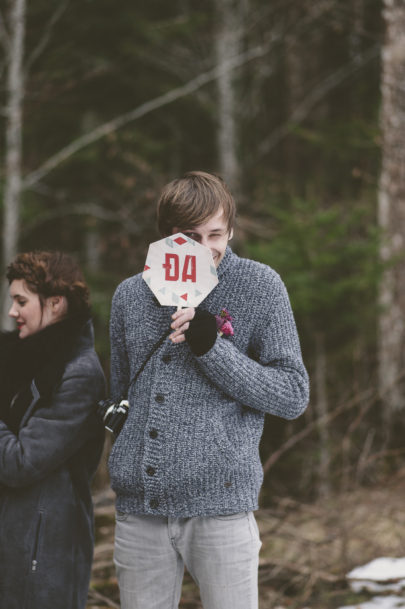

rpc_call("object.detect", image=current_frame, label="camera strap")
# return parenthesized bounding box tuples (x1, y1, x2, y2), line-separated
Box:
(126, 329, 171, 398)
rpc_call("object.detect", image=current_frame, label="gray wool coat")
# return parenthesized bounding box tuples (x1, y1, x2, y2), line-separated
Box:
(108, 247, 309, 518)
(0, 318, 105, 609)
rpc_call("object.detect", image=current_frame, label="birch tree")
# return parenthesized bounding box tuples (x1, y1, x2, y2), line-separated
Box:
(378, 0, 405, 419)
(0, 0, 67, 328)
(1, 0, 25, 329)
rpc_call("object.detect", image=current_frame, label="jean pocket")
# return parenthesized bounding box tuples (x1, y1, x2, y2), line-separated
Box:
(247, 512, 262, 544)
(212, 511, 247, 521)
(116, 511, 130, 522)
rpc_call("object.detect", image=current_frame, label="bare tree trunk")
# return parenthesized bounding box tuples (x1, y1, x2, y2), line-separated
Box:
(214, 0, 246, 195)
(2, 0, 25, 329)
(378, 0, 405, 420)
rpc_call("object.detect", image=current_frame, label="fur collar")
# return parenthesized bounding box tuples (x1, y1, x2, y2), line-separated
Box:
(0, 315, 90, 407)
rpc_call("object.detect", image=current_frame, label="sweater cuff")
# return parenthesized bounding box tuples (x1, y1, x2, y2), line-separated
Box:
(185, 309, 217, 356)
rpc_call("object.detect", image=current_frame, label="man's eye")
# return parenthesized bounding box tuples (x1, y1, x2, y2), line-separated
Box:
(185, 233, 200, 242)
(18, 300, 26, 306)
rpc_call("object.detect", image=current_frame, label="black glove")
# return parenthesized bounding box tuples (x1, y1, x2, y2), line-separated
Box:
(185, 309, 217, 356)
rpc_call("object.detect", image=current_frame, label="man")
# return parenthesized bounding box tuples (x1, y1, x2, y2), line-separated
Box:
(109, 171, 309, 609)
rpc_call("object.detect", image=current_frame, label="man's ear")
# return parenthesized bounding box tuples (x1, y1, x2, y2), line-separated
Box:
(228, 228, 234, 241)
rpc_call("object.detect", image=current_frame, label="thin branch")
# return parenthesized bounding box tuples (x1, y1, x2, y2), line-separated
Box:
(20, 202, 142, 237)
(21, 0, 342, 190)
(259, 557, 342, 583)
(339, 447, 405, 481)
(263, 367, 405, 476)
(0, 7, 10, 53)
(25, 0, 68, 75)
(22, 41, 273, 190)
(257, 43, 380, 157)
(263, 386, 374, 475)
(145, 0, 337, 95)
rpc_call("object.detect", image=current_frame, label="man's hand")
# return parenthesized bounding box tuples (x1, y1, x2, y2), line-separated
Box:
(170, 308, 218, 355)
(169, 307, 196, 344)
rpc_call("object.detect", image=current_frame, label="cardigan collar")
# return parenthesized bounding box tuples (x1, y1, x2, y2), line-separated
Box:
(216, 246, 234, 280)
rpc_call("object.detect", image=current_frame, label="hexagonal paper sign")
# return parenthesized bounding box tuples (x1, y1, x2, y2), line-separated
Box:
(142, 233, 218, 307)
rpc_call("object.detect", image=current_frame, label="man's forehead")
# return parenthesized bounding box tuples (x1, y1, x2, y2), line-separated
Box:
(187, 209, 227, 231)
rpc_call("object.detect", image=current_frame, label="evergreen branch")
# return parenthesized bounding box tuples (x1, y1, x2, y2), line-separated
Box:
(23, 42, 272, 190)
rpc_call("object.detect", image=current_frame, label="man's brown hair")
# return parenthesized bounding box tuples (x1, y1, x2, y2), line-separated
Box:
(7, 251, 90, 318)
(157, 171, 236, 236)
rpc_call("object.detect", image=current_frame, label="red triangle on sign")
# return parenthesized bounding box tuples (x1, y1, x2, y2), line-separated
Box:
(144, 265, 150, 271)
(180, 293, 188, 301)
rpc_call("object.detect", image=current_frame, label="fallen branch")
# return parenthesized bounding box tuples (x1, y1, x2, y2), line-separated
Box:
(87, 587, 120, 609)
(93, 542, 115, 558)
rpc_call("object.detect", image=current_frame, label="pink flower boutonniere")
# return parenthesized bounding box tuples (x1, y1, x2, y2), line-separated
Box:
(215, 308, 234, 337)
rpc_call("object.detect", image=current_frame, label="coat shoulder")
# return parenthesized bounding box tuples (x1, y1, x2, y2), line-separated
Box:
(63, 345, 105, 388)
(36, 320, 106, 400)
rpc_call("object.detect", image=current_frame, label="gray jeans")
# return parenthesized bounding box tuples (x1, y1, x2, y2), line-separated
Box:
(114, 511, 262, 609)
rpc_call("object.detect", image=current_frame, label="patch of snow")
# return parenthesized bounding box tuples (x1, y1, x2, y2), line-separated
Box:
(348, 558, 405, 583)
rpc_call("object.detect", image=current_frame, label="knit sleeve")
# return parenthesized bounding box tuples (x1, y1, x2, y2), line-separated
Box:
(110, 282, 130, 400)
(195, 275, 309, 419)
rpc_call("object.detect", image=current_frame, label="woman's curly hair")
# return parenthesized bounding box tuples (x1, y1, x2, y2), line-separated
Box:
(6, 251, 90, 318)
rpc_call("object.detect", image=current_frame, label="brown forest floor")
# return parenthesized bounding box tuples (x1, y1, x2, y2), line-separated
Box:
(87, 467, 405, 609)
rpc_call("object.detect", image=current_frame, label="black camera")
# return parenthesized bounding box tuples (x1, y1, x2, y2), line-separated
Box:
(97, 398, 129, 435)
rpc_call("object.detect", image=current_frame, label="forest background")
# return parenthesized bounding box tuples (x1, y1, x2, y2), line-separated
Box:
(1, 0, 404, 507)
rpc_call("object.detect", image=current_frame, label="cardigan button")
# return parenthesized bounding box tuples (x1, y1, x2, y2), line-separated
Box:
(150, 498, 159, 509)
(149, 429, 158, 439)
(146, 466, 156, 476)
(155, 394, 165, 403)
(162, 355, 171, 364)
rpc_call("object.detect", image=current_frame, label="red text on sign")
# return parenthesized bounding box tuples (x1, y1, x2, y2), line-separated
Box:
(162, 253, 197, 283)
(182, 255, 196, 283)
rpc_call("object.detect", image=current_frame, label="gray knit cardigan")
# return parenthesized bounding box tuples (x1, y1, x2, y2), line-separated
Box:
(108, 247, 309, 517)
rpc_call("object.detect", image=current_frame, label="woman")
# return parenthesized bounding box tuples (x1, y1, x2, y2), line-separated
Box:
(0, 251, 106, 609)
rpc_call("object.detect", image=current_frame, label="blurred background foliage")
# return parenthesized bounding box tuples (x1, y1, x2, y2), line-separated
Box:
(1, 0, 397, 501)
